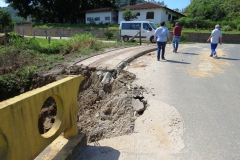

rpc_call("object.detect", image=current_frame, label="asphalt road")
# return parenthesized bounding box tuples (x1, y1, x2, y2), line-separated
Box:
(125, 43, 240, 159)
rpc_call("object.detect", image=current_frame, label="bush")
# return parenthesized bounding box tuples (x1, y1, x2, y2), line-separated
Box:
(181, 32, 188, 41)
(104, 32, 114, 39)
(221, 25, 232, 31)
(237, 24, 240, 31)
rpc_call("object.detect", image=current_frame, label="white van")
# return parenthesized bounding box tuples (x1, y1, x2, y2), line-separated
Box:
(119, 21, 157, 43)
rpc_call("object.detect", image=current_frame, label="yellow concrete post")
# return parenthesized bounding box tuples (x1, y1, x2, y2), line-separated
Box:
(0, 75, 83, 160)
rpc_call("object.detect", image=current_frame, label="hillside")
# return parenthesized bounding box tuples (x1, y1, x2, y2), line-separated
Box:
(0, 6, 22, 22)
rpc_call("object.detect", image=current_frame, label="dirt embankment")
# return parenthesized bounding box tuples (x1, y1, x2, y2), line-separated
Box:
(36, 64, 148, 142)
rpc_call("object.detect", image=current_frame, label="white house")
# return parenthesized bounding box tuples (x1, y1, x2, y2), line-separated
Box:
(118, 2, 185, 24)
(84, 2, 185, 25)
(85, 8, 118, 24)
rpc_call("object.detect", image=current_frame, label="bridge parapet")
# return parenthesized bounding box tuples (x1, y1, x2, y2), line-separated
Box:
(0, 75, 84, 160)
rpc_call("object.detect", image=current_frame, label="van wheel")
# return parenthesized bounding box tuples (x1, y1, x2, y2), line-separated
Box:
(123, 36, 129, 42)
(150, 36, 155, 43)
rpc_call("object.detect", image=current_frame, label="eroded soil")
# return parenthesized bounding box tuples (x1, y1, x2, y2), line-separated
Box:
(35, 63, 148, 142)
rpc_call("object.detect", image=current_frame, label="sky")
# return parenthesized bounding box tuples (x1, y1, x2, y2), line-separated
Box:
(0, 0, 8, 7)
(164, 0, 191, 10)
(0, 0, 191, 10)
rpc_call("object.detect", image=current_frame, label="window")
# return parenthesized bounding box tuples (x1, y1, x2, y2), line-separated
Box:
(105, 17, 110, 21)
(94, 17, 100, 21)
(136, 12, 140, 16)
(87, 17, 91, 21)
(122, 23, 141, 30)
(143, 23, 150, 30)
(146, 12, 154, 19)
(112, 17, 117, 21)
(168, 14, 172, 20)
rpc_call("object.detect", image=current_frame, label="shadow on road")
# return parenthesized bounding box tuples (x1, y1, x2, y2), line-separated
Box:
(182, 52, 199, 55)
(77, 145, 120, 160)
(165, 60, 191, 64)
(218, 57, 240, 61)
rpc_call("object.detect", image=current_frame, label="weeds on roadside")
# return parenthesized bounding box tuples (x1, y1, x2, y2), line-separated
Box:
(0, 32, 137, 101)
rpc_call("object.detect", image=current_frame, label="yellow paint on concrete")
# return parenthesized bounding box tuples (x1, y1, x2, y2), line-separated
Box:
(188, 69, 213, 78)
(0, 75, 84, 160)
(35, 133, 86, 160)
(188, 50, 231, 78)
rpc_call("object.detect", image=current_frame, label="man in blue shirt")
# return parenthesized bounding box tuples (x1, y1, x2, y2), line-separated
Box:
(207, 24, 223, 58)
(154, 21, 171, 61)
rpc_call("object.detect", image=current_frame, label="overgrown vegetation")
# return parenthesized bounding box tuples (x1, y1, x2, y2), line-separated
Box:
(0, 33, 137, 101)
(104, 32, 115, 39)
(180, 0, 240, 30)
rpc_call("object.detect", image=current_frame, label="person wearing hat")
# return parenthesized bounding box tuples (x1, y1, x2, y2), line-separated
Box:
(172, 22, 182, 53)
(207, 24, 223, 58)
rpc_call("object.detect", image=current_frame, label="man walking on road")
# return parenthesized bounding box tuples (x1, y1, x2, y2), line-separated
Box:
(207, 24, 223, 58)
(172, 22, 182, 53)
(154, 21, 171, 61)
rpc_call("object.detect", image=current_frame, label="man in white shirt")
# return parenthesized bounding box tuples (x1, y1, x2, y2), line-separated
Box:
(154, 21, 171, 61)
(207, 24, 223, 58)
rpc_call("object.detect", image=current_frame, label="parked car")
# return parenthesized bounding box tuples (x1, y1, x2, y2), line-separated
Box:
(119, 21, 157, 43)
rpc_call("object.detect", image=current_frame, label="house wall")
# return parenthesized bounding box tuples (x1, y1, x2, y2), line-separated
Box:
(86, 12, 118, 24)
(118, 9, 163, 24)
(118, 8, 184, 24)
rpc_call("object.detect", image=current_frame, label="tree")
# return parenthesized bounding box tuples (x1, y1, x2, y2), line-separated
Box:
(130, 0, 137, 5)
(4, 0, 117, 23)
(122, 9, 138, 21)
(185, 0, 226, 21)
(0, 10, 13, 30)
(173, 8, 181, 12)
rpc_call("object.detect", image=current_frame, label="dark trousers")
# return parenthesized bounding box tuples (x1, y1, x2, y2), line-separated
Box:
(157, 41, 166, 60)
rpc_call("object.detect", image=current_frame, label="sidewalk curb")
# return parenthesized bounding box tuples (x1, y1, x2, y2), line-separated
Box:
(114, 47, 157, 72)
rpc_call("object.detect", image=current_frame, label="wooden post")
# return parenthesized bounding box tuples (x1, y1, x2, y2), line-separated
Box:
(45, 30, 47, 39)
(59, 31, 62, 39)
(139, 26, 142, 45)
(48, 37, 51, 44)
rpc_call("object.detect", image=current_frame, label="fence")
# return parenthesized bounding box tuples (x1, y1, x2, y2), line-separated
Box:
(13, 24, 240, 44)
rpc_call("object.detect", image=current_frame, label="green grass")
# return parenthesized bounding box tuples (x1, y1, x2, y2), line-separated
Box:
(33, 23, 240, 34)
(33, 23, 119, 30)
(182, 28, 240, 34)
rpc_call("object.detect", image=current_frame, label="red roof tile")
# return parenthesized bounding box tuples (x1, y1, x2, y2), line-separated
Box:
(119, 2, 163, 11)
(85, 8, 117, 13)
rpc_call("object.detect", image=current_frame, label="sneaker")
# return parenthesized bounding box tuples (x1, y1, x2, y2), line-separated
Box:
(210, 55, 213, 57)
(161, 58, 166, 61)
(173, 49, 175, 52)
(213, 55, 218, 58)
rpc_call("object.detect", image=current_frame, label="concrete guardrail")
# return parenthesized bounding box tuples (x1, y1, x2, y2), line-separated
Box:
(0, 75, 84, 160)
